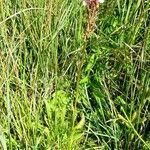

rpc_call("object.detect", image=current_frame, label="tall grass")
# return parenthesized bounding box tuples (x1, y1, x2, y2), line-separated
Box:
(0, 0, 150, 149)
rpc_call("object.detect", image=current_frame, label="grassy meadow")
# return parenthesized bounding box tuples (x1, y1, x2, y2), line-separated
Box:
(0, 0, 150, 149)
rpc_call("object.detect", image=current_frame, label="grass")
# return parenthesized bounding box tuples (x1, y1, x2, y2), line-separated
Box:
(0, 0, 150, 149)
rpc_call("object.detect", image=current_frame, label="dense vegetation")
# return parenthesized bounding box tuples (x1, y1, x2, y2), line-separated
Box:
(0, 0, 150, 149)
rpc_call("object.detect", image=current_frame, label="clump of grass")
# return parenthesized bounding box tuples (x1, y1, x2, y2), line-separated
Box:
(0, 0, 150, 149)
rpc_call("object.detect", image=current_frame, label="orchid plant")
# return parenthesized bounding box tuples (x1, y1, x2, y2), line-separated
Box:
(74, 0, 104, 125)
